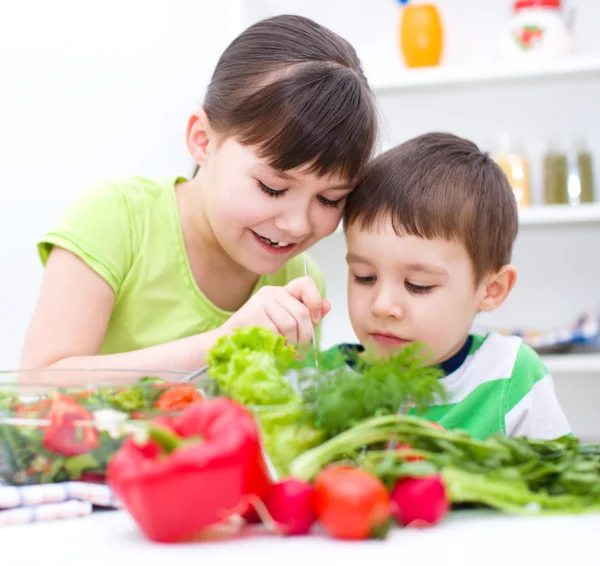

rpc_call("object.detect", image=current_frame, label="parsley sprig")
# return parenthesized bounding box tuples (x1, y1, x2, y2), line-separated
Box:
(297, 343, 447, 439)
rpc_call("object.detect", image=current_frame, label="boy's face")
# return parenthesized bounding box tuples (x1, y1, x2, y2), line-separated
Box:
(346, 221, 488, 365)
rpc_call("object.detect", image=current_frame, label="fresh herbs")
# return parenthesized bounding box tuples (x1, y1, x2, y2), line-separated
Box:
(203, 327, 447, 478)
(288, 413, 600, 515)
(206, 327, 446, 434)
(299, 344, 446, 439)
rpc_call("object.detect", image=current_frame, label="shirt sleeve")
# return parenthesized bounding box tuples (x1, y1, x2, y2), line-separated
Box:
(503, 342, 572, 440)
(37, 180, 133, 294)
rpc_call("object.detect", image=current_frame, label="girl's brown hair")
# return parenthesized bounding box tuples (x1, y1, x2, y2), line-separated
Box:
(198, 15, 378, 181)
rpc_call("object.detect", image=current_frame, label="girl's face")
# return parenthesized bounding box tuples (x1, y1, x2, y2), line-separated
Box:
(200, 137, 352, 275)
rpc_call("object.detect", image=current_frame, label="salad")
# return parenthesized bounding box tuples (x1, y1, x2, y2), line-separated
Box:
(0, 377, 203, 485)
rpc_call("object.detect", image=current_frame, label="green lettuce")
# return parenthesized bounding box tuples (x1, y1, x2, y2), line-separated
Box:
(206, 327, 325, 476)
(253, 403, 324, 478)
(206, 326, 299, 405)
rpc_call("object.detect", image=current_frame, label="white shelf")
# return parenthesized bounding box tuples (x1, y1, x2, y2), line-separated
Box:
(369, 53, 600, 94)
(519, 203, 600, 226)
(542, 353, 600, 375)
(334, 203, 600, 234)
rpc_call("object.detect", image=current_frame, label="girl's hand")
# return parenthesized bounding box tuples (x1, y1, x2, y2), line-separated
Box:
(219, 277, 331, 345)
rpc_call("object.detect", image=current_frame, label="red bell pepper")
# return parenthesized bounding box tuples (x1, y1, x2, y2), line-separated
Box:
(42, 393, 99, 457)
(107, 398, 271, 543)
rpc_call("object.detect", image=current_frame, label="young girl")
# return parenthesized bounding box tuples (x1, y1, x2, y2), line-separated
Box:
(19, 15, 378, 383)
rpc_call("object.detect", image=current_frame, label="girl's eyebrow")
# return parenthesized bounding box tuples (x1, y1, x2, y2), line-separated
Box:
(255, 165, 294, 181)
(256, 165, 352, 190)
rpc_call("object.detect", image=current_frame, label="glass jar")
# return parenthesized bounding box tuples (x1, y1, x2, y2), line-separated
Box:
(492, 135, 531, 208)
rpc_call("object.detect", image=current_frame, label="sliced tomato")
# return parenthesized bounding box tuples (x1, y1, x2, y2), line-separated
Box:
(42, 394, 99, 457)
(155, 384, 203, 412)
(14, 398, 53, 417)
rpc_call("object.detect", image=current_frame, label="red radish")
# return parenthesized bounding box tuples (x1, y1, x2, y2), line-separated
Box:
(264, 479, 316, 536)
(390, 475, 449, 527)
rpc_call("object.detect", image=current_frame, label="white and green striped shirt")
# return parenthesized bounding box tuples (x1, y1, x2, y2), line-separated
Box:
(329, 332, 572, 441)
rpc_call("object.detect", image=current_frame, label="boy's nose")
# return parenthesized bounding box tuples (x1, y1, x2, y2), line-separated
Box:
(372, 288, 404, 320)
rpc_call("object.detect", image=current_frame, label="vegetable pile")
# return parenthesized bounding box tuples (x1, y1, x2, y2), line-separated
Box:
(8, 326, 599, 544)
(0, 378, 203, 485)
(206, 327, 445, 478)
(104, 326, 600, 544)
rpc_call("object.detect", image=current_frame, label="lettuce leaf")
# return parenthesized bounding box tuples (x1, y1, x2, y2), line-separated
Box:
(206, 327, 324, 475)
(206, 327, 299, 405)
(253, 403, 324, 478)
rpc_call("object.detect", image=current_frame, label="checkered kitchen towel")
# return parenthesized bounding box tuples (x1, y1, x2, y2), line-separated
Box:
(0, 482, 122, 526)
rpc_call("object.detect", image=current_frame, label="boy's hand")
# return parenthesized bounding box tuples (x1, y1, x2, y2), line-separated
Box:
(220, 277, 330, 345)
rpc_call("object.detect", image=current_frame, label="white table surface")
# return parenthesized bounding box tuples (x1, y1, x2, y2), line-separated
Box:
(3, 508, 600, 566)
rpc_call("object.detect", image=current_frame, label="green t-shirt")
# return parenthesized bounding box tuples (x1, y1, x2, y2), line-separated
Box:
(38, 176, 326, 355)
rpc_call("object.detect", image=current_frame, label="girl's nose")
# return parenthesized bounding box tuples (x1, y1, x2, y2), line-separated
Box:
(275, 209, 312, 239)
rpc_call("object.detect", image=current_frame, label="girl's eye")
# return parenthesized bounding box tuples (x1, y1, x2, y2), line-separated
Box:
(258, 180, 286, 198)
(318, 195, 345, 208)
(406, 282, 434, 294)
(354, 274, 376, 285)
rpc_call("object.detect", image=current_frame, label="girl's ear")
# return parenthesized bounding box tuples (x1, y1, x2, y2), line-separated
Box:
(185, 107, 215, 167)
(477, 265, 517, 313)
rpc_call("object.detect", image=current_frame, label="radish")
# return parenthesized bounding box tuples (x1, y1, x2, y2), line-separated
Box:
(264, 478, 316, 536)
(390, 475, 449, 527)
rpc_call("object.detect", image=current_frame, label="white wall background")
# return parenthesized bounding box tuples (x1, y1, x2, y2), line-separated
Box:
(2, 1, 600, 440)
(1, 0, 242, 367)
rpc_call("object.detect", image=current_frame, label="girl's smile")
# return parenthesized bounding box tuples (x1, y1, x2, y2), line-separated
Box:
(250, 229, 298, 255)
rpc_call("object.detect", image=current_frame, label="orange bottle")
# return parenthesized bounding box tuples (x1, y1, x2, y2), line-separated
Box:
(399, 1, 444, 68)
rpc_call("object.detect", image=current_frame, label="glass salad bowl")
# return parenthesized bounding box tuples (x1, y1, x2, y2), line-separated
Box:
(0, 368, 212, 486)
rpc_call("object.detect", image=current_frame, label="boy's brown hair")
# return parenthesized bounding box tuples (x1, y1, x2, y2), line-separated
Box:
(344, 132, 518, 283)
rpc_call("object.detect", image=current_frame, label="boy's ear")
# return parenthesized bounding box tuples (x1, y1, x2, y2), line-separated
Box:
(185, 107, 215, 167)
(477, 265, 517, 313)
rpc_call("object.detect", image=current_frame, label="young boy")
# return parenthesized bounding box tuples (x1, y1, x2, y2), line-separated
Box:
(337, 132, 572, 441)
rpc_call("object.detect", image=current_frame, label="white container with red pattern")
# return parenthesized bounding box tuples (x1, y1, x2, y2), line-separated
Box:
(499, 0, 573, 61)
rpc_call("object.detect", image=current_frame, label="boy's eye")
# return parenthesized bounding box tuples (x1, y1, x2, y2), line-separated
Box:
(354, 274, 376, 285)
(406, 282, 434, 294)
(258, 180, 286, 198)
(318, 195, 345, 208)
